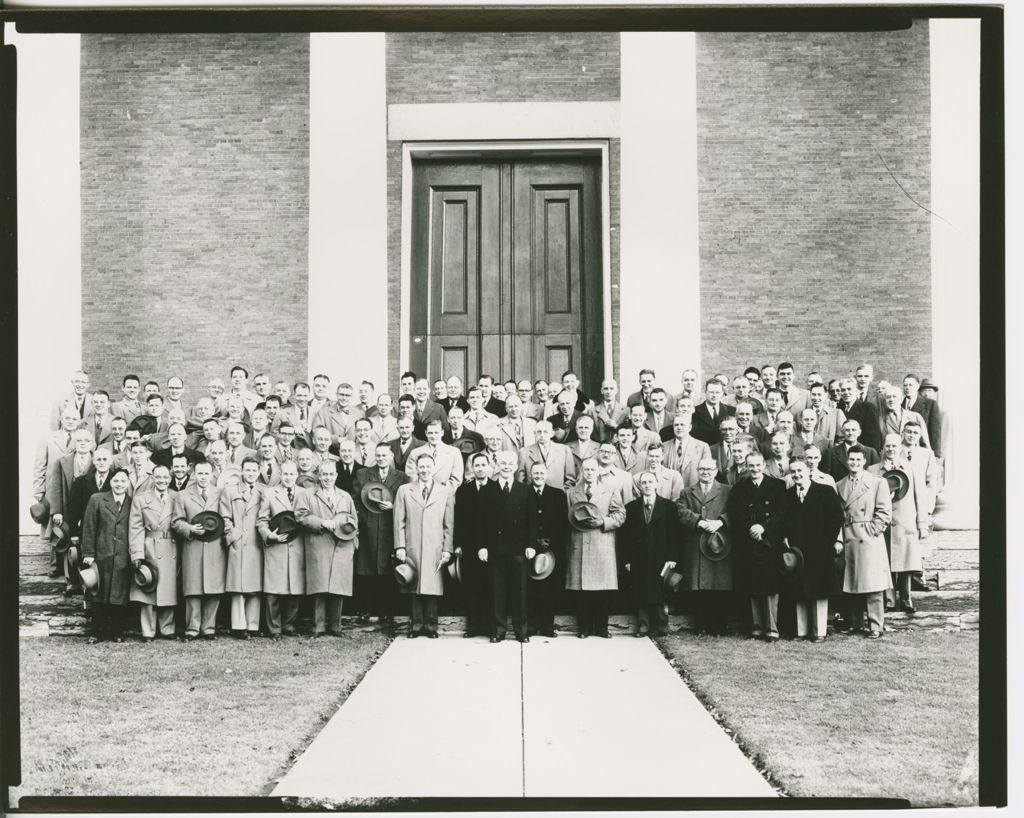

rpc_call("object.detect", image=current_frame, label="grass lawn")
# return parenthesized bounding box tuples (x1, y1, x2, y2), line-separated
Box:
(12, 632, 391, 802)
(658, 629, 978, 806)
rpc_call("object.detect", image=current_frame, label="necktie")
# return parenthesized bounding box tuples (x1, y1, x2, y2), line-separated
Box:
(781, 391, 788, 405)
(361, 446, 367, 462)
(906, 450, 913, 461)
(244, 486, 251, 501)
(65, 432, 71, 448)
(797, 486, 805, 503)
(536, 489, 543, 499)
(287, 487, 294, 502)
(677, 443, 684, 458)
(97, 474, 104, 490)
(201, 488, 207, 502)
(116, 498, 123, 512)
(585, 487, 593, 500)
(644, 501, 653, 523)
(503, 482, 510, 496)
(422, 484, 430, 501)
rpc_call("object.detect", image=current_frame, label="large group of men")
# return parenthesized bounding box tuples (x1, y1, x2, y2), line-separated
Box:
(31, 361, 944, 644)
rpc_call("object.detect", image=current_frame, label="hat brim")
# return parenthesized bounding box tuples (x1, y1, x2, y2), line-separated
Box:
(776, 547, 804, 577)
(269, 511, 300, 542)
(394, 563, 417, 587)
(884, 469, 910, 502)
(191, 511, 225, 542)
(569, 501, 603, 532)
(699, 530, 732, 562)
(79, 564, 99, 594)
(361, 482, 394, 514)
(133, 558, 160, 593)
(446, 555, 462, 583)
(530, 553, 556, 580)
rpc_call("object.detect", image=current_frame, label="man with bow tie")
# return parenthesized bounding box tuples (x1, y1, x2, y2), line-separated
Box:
(314, 382, 365, 447)
(296, 460, 359, 637)
(257, 460, 307, 638)
(394, 453, 455, 638)
(622, 471, 680, 637)
(129, 464, 180, 641)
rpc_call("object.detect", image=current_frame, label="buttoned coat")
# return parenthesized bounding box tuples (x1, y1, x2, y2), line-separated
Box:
(691, 402, 736, 446)
(393, 481, 455, 596)
(836, 471, 893, 594)
(68, 469, 113, 536)
(517, 442, 577, 489)
(597, 466, 637, 504)
(369, 414, 399, 444)
(172, 484, 227, 595)
(81, 492, 133, 605)
(909, 395, 943, 458)
(404, 443, 464, 489)
(781, 386, 810, 415)
(564, 483, 626, 591)
(838, 399, 882, 451)
(388, 436, 423, 471)
(676, 481, 733, 591)
(622, 496, 680, 606)
(351, 466, 409, 576)
(128, 489, 179, 606)
(256, 484, 306, 594)
(897, 446, 939, 514)
(662, 435, 713, 488)
(220, 482, 265, 593)
(868, 462, 928, 572)
(295, 485, 358, 596)
(726, 475, 787, 595)
(780, 481, 844, 600)
(110, 398, 143, 425)
(567, 439, 601, 470)
(49, 450, 92, 519)
(86, 412, 115, 447)
(547, 410, 583, 444)
(878, 408, 931, 450)
(527, 484, 569, 596)
(496, 416, 537, 452)
(50, 391, 94, 430)
(34, 430, 73, 524)
(412, 400, 450, 439)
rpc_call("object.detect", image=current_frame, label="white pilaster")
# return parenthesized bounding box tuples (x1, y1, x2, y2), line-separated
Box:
(929, 19, 980, 529)
(9, 26, 81, 533)
(619, 32, 701, 398)
(308, 33, 388, 390)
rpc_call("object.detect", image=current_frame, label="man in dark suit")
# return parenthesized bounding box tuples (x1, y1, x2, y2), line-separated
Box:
(824, 419, 880, 482)
(150, 423, 204, 469)
(334, 439, 365, 495)
(621, 471, 680, 637)
(478, 374, 508, 419)
(726, 451, 787, 641)
(388, 417, 425, 472)
(837, 377, 881, 451)
(412, 379, 450, 438)
(547, 390, 582, 444)
(169, 453, 192, 493)
(439, 376, 471, 416)
(455, 452, 494, 638)
(444, 406, 485, 465)
(902, 374, 942, 459)
(691, 379, 736, 446)
(525, 460, 569, 637)
(480, 451, 536, 643)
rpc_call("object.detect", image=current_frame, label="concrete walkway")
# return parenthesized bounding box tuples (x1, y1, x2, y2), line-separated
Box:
(272, 635, 776, 800)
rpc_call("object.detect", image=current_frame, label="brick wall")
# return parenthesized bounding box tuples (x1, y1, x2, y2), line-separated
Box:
(80, 34, 310, 397)
(696, 23, 931, 387)
(385, 33, 620, 395)
(387, 32, 620, 104)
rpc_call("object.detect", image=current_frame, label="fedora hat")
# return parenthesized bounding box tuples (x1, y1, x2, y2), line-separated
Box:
(569, 500, 603, 532)
(919, 378, 939, 392)
(883, 468, 910, 502)
(446, 553, 462, 583)
(30, 497, 50, 525)
(334, 513, 358, 540)
(191, 510, 225, 542)
(52, 522, 73, 555)
(79, 563, 99, 595)
(394, 561, 417, 588)
(127, 414, 158, 436)
(66, 544, 81, 570)
(530, 551, 555, 581)
(133, 558, 160, 593)
(268, 510, 300, 543)
(699, 529, 732, 562)
(777, 545, 804, 578)
(663, 569, 685, 593)
(361, 482, 394, 513)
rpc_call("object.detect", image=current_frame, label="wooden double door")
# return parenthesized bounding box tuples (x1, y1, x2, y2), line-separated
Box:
(409, 156, 604, 392)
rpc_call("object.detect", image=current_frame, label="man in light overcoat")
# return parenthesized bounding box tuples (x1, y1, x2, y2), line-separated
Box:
(257, 460, 307, 638)
(129, 464, 179, 641)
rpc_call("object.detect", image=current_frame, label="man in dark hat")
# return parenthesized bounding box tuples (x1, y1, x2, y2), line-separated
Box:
(727, 452, 787, 641)
(781, 459, 844, 642)
(621, 471, 679, 637)
(677, 458, 733, 635)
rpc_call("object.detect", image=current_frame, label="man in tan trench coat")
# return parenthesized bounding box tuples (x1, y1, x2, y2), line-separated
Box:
(257, 459, 306, 638)
(296, 460, 358, 637)
(394, 453, 455, 638)
(220, 458, 266, 637)
(129, 464, 179, 641)
(836, 446, 892, 638)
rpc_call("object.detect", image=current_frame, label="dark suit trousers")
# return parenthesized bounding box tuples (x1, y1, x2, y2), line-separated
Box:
(355, 574, 391, 620)
(411, 595, 439, 634)
(527, 576, 559, 633)
(575, 590, 611, 635)
(490, 554, 527, 639)
(93, 602, 125, 640)
(463, 558, 491, 636)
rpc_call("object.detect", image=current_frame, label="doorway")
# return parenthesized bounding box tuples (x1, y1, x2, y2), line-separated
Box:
(407, 153, 605, 392)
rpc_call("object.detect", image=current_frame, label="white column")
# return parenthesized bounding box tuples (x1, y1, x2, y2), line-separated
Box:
(308, 33, 388, 390)
(619, 32, 701, 399)
(8, 27, 81, 533)
(929, 20, 979, 529)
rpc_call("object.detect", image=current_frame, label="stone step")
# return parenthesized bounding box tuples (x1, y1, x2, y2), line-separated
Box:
(927, 530, 979, 551)
(935, 569, 980, 590)
(926, 549, 980, 571)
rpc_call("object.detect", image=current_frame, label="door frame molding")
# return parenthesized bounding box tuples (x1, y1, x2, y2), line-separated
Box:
(400, 139, 613, 384)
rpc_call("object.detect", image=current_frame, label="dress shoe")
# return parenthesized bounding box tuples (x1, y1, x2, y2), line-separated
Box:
(596, 630, 611, 639)
(577, 632, 589, 639)
(463, 632, 474, 638)
(328, 630, 344, 638)
(490, 636, 503, 643)
(901, 600, 916, 614)
(765, 634, 780, 643)
(812, 636, 827, 643)
(182, 634, 196, 642)
(541, 629, 557, 638)
(199, 633, 217, 641)
(112, 637, 125, 643)
(866, 630, 882, 639)
(407, 630, 419, 638)
(88, 635, 103, 644)
(426, 632, 439, 639)
(141, 636, 153, 643)
(911, 575, 930, 591)
(283, 627, 297, 636)
(48, 569, 62, 579)
(270, 634, 283, 641)
(517, 636, 530, 643)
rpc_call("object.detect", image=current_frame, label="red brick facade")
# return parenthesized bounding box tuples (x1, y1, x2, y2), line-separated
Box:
(696, 23, 932, 386)
(80, 34, 310, 396)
